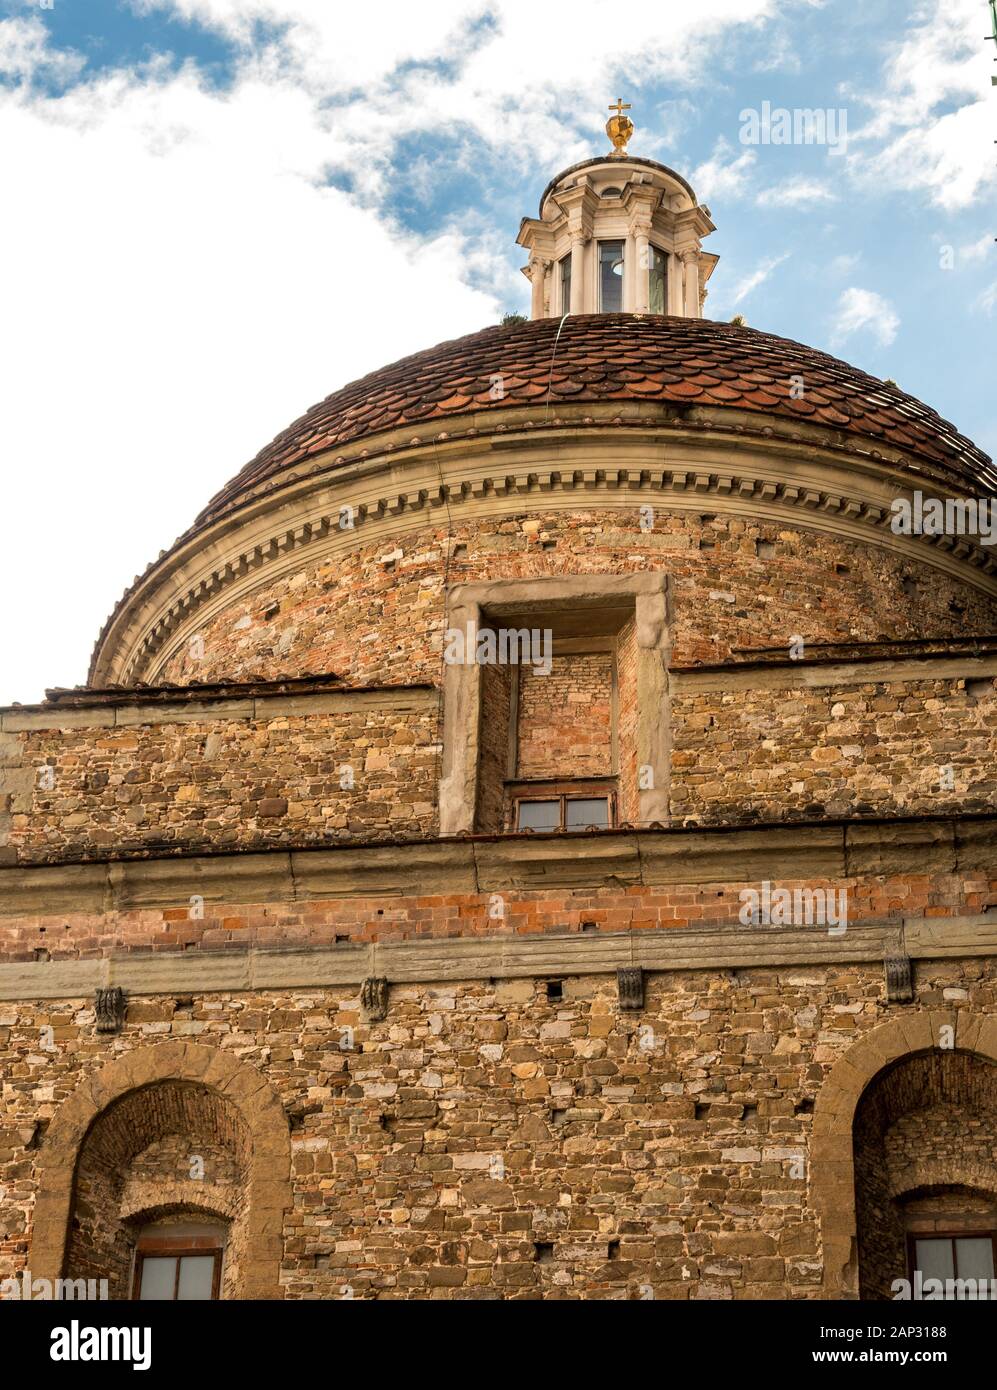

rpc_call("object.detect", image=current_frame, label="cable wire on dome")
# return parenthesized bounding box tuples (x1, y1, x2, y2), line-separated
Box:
(543, 314, 571, 426)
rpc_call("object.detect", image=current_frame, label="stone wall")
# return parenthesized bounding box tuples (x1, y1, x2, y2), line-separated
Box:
(5, 663, 997, 865)
(2, 957, 995, 1300)
(0, 695, 439, 866)
(616, 619, 640, 824)
(476, 662, 512, 833)
(672, 673, 997, 825)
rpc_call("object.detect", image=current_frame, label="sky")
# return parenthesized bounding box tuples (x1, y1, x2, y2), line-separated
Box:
(0, 0, 994, 704)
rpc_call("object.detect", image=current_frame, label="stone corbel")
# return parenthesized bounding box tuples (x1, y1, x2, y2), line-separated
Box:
(361, 976, 389, 1021)
(884, 953, 913, 1004)
(617, 966, 645, 1010)
(95, 986, 127, 1034)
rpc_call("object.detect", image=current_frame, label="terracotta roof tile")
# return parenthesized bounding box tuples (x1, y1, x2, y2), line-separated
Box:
(197, 314, 994, 525)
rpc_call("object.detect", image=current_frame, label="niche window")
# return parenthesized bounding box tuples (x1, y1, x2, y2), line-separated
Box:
(648, 245, 667, 315)
(559, 253, 572, 314)
(439, 574, 670, 837)
(599, 240, 624, 312)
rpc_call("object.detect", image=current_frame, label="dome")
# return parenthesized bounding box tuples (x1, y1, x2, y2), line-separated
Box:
(199, 314, 995, 530)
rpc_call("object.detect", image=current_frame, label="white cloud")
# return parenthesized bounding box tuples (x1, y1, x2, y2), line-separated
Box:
(829, 287, 899, 349)
(0, 15, 85, 81)
(729, 252, 790, 306)
(133, 0, 781, 170)
(960, 234, 994, 264)
(751, 27, 801, 73)
(761, 176, 838, 207)
(690, 137, 757, 201)
(828, 252, 860, 276)
(978, 281, 997, 316)
(845, 0, 995, 210)
(0, 31, 501, 704)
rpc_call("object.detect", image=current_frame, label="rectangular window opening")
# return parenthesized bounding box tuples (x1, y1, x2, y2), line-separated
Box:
(516, 793, 613, 833)
(648, 245, 667, 315)
(910, 1234, 996, 1284)
(559, 254, 572, 315)
(599, 240, 624, 312)
(134, 1247, 223, 1301)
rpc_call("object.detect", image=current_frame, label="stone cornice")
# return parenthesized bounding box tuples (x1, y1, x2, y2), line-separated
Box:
(1, 912, 995, 1002)
(88, 404, 997, 688)
(0, 683, 435, 732)
(0, 814, 993, 916)
(671, 648, 997, 693)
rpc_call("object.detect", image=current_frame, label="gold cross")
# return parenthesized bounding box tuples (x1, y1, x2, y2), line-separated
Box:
(608, 98, 632, 117)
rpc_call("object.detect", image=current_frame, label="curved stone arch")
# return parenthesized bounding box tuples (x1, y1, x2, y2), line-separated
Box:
(889, 1163, 997, 1202)
(812, 1010, 997, 1298)
(29, 1041, 291, 1300)
(119, 1183, 243, 1225)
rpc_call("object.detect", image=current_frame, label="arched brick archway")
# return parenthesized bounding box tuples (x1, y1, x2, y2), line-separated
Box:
(29, 1042, 291, 1300)
(812, 1011, 997, 1299)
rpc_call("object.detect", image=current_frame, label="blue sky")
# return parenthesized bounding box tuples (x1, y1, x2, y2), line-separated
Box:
(0, 0, 994, 702)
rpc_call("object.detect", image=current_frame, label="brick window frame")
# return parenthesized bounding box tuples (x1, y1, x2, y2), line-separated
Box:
(439, 573, 669, 835)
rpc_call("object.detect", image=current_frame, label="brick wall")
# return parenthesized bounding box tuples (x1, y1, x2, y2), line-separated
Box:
(0, 865, 991, 961)
(515, 653, 613, 780)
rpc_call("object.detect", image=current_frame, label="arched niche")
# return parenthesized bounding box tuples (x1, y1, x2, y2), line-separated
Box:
(812, 1011, 997, 1299)
(29, 1042, 291, 1300)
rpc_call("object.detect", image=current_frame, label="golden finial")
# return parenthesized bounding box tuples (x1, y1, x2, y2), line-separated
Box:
(606, 97, 634, 157)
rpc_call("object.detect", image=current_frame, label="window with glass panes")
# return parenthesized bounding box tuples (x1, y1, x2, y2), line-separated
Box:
(516, 792, 613, 833)
(132, 1220, 225, 1300)
(134, 1248, 222, 1300)
(599, 240, 624, 312)
(648, 245, 667, 314)
(559, 254, 571, 314)
(908, 1233, 996, 1283)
